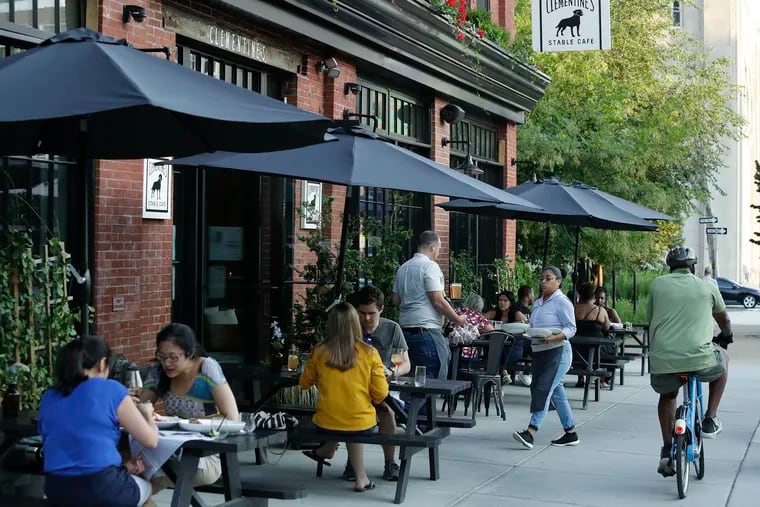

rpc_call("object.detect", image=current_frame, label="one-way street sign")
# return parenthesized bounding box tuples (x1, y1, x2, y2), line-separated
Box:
(699, 216, 718, 224)
(706, 227, 728, 235)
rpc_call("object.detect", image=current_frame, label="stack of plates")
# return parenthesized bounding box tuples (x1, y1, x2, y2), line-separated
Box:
(178, 418, 246, 434)
(525, 328, 562, 340)
(502, 322, 530, 335)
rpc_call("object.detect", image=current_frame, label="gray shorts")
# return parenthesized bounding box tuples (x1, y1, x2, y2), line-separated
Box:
(650, 344, 726, 394)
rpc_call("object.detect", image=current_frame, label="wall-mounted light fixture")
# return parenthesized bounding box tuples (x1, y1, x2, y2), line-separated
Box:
(122, 5, 147, 23)
(343, 82, 359, 95)
(442, 138, 484, 176)
(316, 58, 341, 79)
(440, 103, 465, 124)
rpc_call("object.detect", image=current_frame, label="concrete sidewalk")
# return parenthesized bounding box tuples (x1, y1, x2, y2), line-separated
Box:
(155, 330, 760, 507)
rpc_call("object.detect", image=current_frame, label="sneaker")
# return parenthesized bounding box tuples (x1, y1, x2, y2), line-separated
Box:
(342, 462, 356, 482)
(550, 432, 579, 447)
(702, 416, 722, 438)
(657, 446, 675, 477)
(513, 429, 534, 449)
(516, 371, 531, 386)
(383, 461, 400, 481)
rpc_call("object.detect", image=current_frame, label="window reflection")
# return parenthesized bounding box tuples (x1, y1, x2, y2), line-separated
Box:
(1, 0, 78, 33)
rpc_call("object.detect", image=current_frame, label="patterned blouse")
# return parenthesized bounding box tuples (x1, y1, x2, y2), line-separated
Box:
(143, 356, 227, 418)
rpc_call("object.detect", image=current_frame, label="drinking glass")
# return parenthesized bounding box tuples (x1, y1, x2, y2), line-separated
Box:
(127, 370, 142, 397)
(390, 348, 404, 383)
(240, 412, 256, 434)
(287, 350, 300, 371)
(414, 366, 427, 387)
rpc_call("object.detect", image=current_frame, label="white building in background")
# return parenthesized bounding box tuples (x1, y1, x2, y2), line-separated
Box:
(678, 0, 760, 287)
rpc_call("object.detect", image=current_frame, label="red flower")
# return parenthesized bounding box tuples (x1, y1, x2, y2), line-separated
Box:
(477, 27, 485, 39)
(447, 0, 457, 6)
(457, 31, 465, 41)
(458, 2, 467, 14)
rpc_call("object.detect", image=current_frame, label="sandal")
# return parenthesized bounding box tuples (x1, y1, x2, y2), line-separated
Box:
(302, 449, 331, 466)
(354, 481, 376, 492)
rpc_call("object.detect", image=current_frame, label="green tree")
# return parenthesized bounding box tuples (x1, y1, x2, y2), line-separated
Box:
(511, 0, 744, 269)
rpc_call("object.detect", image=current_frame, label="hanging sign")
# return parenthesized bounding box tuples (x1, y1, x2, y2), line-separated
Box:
(143, 159, 172, 220)
(705, 227, 728, 235)
(532, 0, 611, 53)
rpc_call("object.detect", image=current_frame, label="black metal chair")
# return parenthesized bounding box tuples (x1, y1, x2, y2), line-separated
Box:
(450, 331, 513, 420)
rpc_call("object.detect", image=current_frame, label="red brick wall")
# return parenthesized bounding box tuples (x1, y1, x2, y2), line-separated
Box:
(93, 1, 176, 362)
(286, 55, 358, 302)
(490, 0, 516, 33)
(431, 98, 452, 284)
(501, 123, 518, 264)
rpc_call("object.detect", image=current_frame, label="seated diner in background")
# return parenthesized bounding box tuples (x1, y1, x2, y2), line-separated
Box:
(139, 322, 239, 489)
(449, 293, 493, 363)
(484, 290, 527, 324)
(300, 302, 389, 493)
(594, 286, 621, 324)
(574, 282, 612, 386)
(38, 336, 158, 507)
(484, 290, 531, 385)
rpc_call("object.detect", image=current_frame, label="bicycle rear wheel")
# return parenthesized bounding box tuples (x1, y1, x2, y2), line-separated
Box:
(675, 434, 690, 498)
(694, 399, 705, 479)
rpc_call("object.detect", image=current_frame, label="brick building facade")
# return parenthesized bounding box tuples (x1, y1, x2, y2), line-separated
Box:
(0, 0, 548, 364)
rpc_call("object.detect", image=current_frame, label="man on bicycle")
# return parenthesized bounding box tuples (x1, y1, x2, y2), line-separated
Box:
(647, 246, 732, 477)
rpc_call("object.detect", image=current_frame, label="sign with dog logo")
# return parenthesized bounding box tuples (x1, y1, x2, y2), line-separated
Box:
(532, 0, 611, 53)
(143, 158, 172, 219)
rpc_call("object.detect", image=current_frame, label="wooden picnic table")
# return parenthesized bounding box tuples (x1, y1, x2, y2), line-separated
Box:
(610, 325, 649, 375)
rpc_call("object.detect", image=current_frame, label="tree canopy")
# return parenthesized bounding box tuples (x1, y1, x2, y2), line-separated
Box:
(511, 0, 744, 269)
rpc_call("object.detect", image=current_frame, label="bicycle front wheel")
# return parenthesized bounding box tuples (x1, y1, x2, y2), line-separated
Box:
(694, 399, 705, 479)
(675, 434, 690, 498)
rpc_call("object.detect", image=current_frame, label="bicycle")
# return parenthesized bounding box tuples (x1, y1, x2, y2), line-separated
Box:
(671, 373, 705, 498)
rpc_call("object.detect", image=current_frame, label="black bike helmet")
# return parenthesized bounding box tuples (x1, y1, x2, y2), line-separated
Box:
(666, 246, 697, 268)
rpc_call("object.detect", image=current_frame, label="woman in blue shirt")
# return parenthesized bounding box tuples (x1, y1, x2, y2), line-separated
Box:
(39, 336, 158, 507)
(512, 266, 579, 449)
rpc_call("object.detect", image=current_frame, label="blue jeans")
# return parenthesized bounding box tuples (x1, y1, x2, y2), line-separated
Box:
(404, 328, 449, 380)
(45, 466, 139, 507)
(530, 341, 575, 431)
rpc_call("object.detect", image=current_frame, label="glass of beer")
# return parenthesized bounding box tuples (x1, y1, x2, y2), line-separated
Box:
(287, 348, 300, 371)
(450, 283, 462, 299)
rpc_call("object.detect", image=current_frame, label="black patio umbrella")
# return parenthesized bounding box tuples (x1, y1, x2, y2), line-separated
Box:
(168, 124, 542, 299)
(0, 28, 332, 158)
(439, 177, 664, 291)
(0, 28, 333, 334)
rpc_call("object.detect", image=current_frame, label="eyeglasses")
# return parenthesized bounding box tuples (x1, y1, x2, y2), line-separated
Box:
(538, 276, 558, 282)
(155, 352, 185, 363)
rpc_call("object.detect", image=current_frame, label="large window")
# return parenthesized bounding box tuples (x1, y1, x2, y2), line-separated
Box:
(0, 156, 78, 252)
(672, 1, 682, 28)
(448, 119, 503, 300)
(0, 0, 79, 34)
(353, 82, 432, 268)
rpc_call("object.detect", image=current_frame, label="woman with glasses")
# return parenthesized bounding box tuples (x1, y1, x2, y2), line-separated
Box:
(512, 266, 579, 449)
(139, 322, 239, 488)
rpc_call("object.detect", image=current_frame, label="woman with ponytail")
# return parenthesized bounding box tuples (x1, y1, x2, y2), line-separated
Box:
(38, 336, 158, 507)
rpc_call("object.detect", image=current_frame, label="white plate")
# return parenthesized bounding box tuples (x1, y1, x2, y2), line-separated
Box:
(502, 323, 530, 334)
(154, 415, 183, 429)
(610, 322, 623, 330)
(525, 328, 552, 338)
(178, 418, 246, 434)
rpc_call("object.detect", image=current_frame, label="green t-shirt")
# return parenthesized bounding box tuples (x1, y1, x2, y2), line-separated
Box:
(646, 269, 726, 374)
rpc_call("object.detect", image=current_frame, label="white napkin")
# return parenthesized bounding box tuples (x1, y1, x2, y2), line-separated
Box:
(129, 431, 213, 479)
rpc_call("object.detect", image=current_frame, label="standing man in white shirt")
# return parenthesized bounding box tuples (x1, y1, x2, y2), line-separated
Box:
(392, 231, 465, 379)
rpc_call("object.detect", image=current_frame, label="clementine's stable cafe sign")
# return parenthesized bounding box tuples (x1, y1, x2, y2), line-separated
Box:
(532, 0, 611, 53)
(163, 5, 301, 73)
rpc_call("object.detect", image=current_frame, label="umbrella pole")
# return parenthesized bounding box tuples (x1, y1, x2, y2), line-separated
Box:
(332, 186, 354, 304)
(79, 123, 91, 335)
(572, 226, 580, 300)
(542, 223, 550, 267)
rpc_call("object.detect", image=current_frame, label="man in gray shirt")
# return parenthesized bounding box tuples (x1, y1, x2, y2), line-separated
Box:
(341, 286, 409, 482)
(392, 230, 465, 379)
